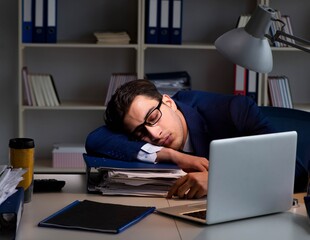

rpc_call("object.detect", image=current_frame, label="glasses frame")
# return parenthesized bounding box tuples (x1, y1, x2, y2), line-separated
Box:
(130, 100, 163, 140)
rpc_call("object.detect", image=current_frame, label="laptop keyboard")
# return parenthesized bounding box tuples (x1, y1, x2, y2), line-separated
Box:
(183, 210, 207, 220)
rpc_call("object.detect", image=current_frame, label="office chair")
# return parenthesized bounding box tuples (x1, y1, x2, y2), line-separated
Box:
(260, 106, 310, 192)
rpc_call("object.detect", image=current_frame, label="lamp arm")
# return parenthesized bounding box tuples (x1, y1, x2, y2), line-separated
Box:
(265, 31, 310, 53)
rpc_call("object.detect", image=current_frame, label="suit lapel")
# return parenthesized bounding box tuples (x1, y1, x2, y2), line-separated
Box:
(176, 102, 211, 158)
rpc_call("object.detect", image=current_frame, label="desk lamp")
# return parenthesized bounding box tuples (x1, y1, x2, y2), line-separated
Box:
(214, 5, 310, 73)
(215, 5, 310, 219)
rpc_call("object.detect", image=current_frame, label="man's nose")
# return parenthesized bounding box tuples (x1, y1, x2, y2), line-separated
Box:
(145, 125, 162, 139)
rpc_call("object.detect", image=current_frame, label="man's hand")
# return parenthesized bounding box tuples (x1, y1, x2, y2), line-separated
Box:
(156, 147, 209, 172)
(166, 172, 208, 199)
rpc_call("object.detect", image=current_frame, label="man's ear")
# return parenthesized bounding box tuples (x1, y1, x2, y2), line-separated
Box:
(162, 94, 178, 111)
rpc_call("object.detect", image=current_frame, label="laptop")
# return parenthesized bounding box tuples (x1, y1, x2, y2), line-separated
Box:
(156, 131, 297, 224)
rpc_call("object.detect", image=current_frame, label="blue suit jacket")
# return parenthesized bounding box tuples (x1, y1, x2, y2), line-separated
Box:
(85, 91, 275, 160)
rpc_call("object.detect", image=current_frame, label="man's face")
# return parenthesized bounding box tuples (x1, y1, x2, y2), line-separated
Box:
(123, 95, 187, 150)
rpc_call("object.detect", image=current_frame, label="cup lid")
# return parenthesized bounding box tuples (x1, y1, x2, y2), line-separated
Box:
(9, 138, 35, 149)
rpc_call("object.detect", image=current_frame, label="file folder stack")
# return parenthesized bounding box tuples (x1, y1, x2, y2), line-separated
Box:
(84, 154, 186, 197)
(145, 0, 183, 44)
(96, 169, 186, 197)
(0, 166, 26, 239)
(22, 0, 57, 43)
(146, 71, 191, 96)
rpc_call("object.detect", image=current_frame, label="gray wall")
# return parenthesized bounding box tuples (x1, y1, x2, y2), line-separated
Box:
(0, 1, 18, 164)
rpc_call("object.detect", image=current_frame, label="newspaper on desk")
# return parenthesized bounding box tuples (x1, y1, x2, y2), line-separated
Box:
(95, 168, 187, 197)
(0, 165, 26, 205)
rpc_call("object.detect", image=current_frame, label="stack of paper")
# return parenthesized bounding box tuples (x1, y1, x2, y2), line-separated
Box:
(95, 169, 186, 197)
(94, 32, 131, 44)
(0, 165, 26, 205)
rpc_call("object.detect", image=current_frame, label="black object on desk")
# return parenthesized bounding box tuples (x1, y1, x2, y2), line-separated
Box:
(38, 200, 155, 233)
(33, 179, 66, 193)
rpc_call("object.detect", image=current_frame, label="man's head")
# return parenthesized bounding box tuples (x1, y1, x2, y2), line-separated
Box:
(105, 79, 187, 150)
(105, 79, 162, 132)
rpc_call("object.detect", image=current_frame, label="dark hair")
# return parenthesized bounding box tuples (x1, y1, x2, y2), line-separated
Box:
(105, 79, 162, 132)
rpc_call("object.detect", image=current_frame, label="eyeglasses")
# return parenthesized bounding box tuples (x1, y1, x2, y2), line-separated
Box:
(130, 100, 163, 140)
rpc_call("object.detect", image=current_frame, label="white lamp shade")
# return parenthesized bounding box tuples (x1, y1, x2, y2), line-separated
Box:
(215, 27, 273, 73)
(215, 5, 276, 73)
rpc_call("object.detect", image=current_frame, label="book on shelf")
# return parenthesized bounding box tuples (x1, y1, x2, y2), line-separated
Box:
(104, 73, 137, 106)
(268, 76, 293, 109)
(22, 66, 33, 106)
(236, 14, 251, 28)
(236, 11, 295, 48)
(270, 10, 295, 47)
(22, 69, 60, 107)
(145, 71, 191, 96)
(94, 31, 131, 44)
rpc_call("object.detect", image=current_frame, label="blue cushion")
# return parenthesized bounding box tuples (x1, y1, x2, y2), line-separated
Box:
(260, 106, 310, 192)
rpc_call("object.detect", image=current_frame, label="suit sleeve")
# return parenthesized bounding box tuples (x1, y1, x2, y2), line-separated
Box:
(85, 125, 146, 162)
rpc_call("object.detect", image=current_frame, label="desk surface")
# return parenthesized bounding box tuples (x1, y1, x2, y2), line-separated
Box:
(16, 174, 310, 240)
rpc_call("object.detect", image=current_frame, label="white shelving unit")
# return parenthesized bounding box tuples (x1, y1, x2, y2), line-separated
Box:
(18, 0, 310, 173)
(260, 0, 310, 111)
(18, 0, 141, 173)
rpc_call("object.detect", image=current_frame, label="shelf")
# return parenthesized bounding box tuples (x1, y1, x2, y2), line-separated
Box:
(144, 44, 310, 52)
(21, 42, 139, 49)
(21, 101, 107, 111)
(143, 43, 216, 50)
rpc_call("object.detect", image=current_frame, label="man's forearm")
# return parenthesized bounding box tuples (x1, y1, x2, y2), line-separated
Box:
(156, 147, 209, 172)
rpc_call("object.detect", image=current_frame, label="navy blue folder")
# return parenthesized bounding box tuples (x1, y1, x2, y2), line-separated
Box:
(0, 188, 24, 238)
(33, 0, 46, 43)
(158, 0, 170, 44)
(38, 200, 155, 233)
(83, 153, 179, 170)
(46, 0, 57, 43)
(22, 0, 34, 43)
(170, 0, 183, 44)
(145, 0, 160, 43)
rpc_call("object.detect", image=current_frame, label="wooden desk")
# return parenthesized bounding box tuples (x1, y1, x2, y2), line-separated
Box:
(16, 174, 310, 240)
